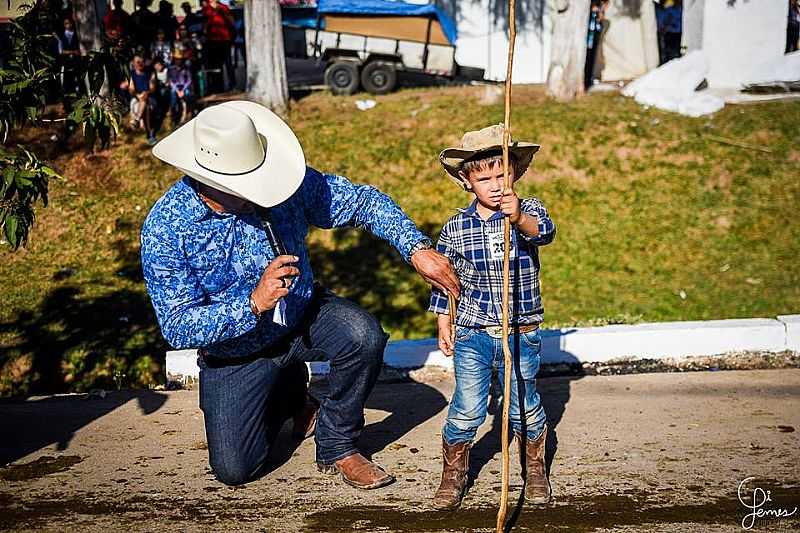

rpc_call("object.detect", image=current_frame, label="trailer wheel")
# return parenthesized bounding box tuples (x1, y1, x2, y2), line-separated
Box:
(325, 61, 360, 95)
(361, 62, 397, 95)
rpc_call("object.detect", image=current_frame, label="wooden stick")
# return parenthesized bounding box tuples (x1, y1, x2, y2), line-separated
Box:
(496, 0, 516, 531)
(447, 292, 456, 346)
(704, 134, 773, 154)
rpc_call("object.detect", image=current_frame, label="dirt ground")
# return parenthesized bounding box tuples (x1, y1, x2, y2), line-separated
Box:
(1, 368, 799, 532)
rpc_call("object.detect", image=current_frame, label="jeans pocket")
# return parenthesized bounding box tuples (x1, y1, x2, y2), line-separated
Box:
(455, 326, 476, 342)
(520, 330, 542, 350)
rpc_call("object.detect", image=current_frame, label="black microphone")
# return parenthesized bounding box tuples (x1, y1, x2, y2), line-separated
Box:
(261, 208, 287, 256)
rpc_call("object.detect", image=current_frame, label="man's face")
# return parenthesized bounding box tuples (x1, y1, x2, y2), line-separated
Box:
(114, 0, 123, 9)
(182, 3, 191, 15)
(460, 159, 515, 210)
(64, 18, 73, 31)
(134, 57, 145, 70)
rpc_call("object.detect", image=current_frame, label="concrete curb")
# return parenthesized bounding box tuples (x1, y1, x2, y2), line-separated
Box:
(166, 314, 799, 383)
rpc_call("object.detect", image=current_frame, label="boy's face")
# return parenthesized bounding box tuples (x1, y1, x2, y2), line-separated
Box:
(459, 159, 515, 210)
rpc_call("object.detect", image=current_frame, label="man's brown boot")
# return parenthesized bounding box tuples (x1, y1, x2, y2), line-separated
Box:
(432, 439, 470, 510)
(317, 453, 395, 490)
(518, 426, 551, 504)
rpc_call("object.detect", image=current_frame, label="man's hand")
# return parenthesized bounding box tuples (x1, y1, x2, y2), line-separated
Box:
(437, 313, 454, 356)
(500, 187, 522, 224)
(250, 255, 299, 314)
(411, 248, 460, 299)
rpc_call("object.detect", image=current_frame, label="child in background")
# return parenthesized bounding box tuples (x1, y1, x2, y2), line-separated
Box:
(429, 124, 556, 510)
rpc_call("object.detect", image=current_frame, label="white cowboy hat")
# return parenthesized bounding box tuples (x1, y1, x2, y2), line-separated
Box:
(152, 100, 306, 208)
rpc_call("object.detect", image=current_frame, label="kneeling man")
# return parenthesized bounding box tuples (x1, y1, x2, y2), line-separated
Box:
(141, 101, 458, 488)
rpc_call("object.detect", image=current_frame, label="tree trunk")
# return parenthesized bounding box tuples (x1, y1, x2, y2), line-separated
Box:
(546, 0, 591, 101)
(245, 0, 289, 114)
(73, 0, 105, 53)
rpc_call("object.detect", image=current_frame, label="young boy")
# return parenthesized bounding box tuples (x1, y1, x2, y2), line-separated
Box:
(429, 124, 556, 509)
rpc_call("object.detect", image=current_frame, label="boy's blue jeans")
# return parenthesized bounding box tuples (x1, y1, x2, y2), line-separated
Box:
(198, 290, 387, 485)
(443, 326, 547, 445)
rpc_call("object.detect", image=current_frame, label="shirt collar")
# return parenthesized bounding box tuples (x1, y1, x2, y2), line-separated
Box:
(181, 176, 258, 223)
(181, 176, 216, 222)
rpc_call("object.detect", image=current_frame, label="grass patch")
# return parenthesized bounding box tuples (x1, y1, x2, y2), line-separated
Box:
(1, 85, 798, 395)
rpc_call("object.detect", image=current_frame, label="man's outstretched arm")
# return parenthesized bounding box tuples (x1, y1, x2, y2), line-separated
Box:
(301, 167, 459, 297)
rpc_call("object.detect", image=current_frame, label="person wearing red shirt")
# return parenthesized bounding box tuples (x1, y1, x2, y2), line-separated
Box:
(202, 0, 236, 93)
(103, 0, 130, 43)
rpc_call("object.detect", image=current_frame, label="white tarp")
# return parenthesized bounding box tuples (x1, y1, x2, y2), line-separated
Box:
(622, 50, 724, 116)
(599, 0, 659, 81)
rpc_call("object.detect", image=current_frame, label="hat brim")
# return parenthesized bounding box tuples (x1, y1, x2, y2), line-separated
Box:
(439, 142, 540, 190)
(152, 100, 306, 208)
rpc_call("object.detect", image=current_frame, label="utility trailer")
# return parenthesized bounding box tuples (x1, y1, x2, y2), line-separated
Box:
(282, 0, 482, 95)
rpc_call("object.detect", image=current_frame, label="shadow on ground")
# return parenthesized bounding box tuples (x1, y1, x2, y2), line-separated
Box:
(0, 226, 167, 398)
(0, 390, 167, 467)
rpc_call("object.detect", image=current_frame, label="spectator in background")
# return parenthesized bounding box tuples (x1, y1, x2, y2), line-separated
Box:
(130, 0, 159, 56)
(203, 0, 236, 93)
(151, 28, 173, 66)
(180, 1, 205, 36)
(584, 0, 605, 90)
(657, 0, 682, 64)
(122, 55, 159, 145)
(788, 0, 800, 53)
(232, 7, 246, 70)
(57, 17, 83, 97)
(157, 1, 180, 42)
(151, 58, 171, 133)
(103, 0, 130, 43)
(168, 49, 194, 125)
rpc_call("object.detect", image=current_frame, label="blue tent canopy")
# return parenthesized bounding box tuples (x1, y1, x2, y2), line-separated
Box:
(283, 0, 458, 46)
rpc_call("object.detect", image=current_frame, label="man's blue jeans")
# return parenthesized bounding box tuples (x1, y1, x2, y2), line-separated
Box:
(442, 327, 547, 445)
(198, 289, 388, 485)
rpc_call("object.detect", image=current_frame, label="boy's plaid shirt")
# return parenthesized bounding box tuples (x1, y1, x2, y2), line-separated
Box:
(429, 198, 556, 326)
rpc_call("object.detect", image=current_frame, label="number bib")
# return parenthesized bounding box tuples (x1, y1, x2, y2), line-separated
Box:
(487, 229, 517, 261)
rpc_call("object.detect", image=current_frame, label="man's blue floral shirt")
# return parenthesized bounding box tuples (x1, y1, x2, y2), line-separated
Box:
(140, 167, 427, 358)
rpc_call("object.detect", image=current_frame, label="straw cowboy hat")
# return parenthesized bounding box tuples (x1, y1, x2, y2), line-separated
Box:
(439, 124, 540, 190)
(152, 100, 306, 208)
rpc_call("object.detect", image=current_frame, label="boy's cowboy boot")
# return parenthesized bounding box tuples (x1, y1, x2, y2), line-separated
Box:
(517, 425, 551, 504)
(432, 439, 470, 510)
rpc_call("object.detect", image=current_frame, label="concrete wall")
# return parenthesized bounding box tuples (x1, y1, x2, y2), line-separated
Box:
(599, 0, 659, 81)
(682, 0, 705, 52)
(702, 0, 785, 88)
(450, 0, 552, 84)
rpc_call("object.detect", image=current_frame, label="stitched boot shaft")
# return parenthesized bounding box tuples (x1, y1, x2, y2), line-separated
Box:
(432, 439, 470, 510)
(518, 425, 551, 504)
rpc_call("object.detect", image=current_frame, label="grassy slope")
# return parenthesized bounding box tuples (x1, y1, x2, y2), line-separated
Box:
(1, 86, 798, 395)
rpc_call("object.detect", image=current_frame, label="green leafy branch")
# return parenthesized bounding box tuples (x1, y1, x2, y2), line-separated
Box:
(0, 146, 61, 249)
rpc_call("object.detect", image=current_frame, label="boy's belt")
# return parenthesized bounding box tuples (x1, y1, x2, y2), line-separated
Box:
(480, 324, 539, 338)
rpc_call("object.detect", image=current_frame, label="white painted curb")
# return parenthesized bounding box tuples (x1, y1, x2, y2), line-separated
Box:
(166, 314, 798, 383)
